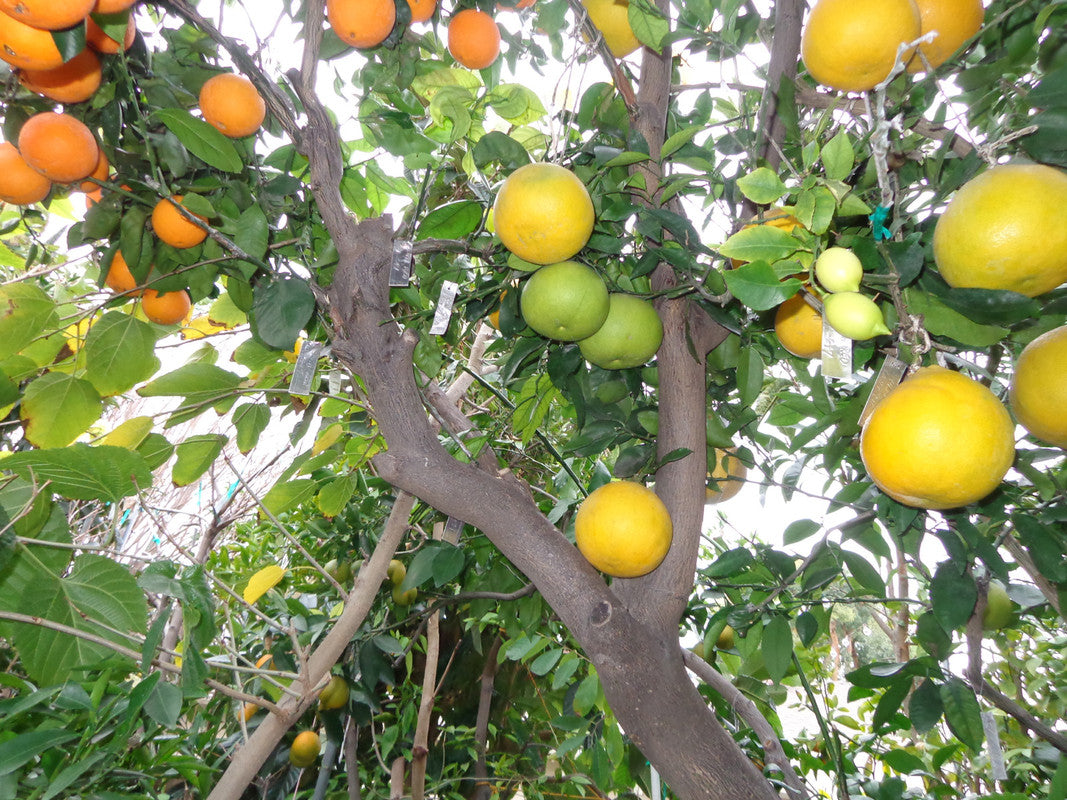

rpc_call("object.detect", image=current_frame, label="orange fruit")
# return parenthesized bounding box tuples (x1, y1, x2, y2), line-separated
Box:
(326, 0, 396, 49)
(103, 250, 141, 295)
(574, 481, 673, 578)
(1009, 325, 1067, 449)
(705, 448, 747, 504)
(933, 163, 1067, 298)
(94, 0, 137, 11)
(152, 194, 209, 249)
(0, 0, 95, 30)
(730, 207, 802, 268)
(801, 0, 921, 92)
(499, 0, 534, 9)
(17, 111, 100, 183)
(406, 0, 436, 23)
(0, 142, 52, 205)
(241, 701, 259, 722)
(19, 49, 103, 104)
(289, 730, 321, 768)
(774, 293, 823, 358)
(141, 289, 191, 325)
(0, 12, 66, 70)
(86, 13, 135, 53)
(907, 0, 983, 72)
(493, 162, 595, 265)
(447, 9, 501, 70)
(860, 366, 1015, 509)
(79, 147, 109, 192)
(198, 73, 266, 138)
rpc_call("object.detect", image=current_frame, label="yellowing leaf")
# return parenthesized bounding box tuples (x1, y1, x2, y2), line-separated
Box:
(243, 565, 285, 604)
(99, 416, 154, 450)
(181, 315, 230, 340)
(312, 422, 344, 456)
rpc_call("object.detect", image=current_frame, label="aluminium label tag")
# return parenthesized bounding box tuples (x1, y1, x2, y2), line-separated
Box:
(858, 354, 908, 426)
(288, 340, 328, 395)
(389, 238, 414, 287)
(429, 281, 460, 335)
(821, 319, 853, 380)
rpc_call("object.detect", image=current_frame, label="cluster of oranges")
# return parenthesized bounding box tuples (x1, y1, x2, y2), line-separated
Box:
(0, 1, 268, 327)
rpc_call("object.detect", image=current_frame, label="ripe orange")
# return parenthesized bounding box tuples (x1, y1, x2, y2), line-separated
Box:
(0, 12, 66, 70)
(17, 111, 100, 183)
(141, 289, 191, 325)
(1009, 325, 1067, 448)
(19, 49, 103, 104)
(79, 147, 109, 192)
(152, 194, 209, 249)
(198, 73, 266, 138)
(447, 9, 501, 70)
(860, 366, 1015, 509)
(103, 250, 141, 295)
(499, 0, 535, 9)
(933, 163, 1067, 298)
(86, 13, 135, 53)
(0, 0, 95, 30)
(574, 481, 673, 578)
(289, 730, 321, 768)
(907, 0, 983, 73)
(705, 448, 747, 504)
(801, 0, 921, 92)
(774, 293, 822, 358)
(326, 0, 396, 49)
(493, 162, 595, 265)
(241, 701, 259, 722)
(730, 207, 802, 268)
(0, 142, 52, 205)
(407, 0, 436, 23)
(94, 0, 137, 11)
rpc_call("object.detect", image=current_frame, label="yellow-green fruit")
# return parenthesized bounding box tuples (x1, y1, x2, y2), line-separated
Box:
(716, 624, 736, 650)
(577, 293, 663, 369)
(982, 581, 1013, 630)
(705, 448, 747, 504)
(520, 260, 610, 341)
(814, 247, 863, 293)
(392, 584, 417, 605)
(493, 162, 595, 265)
(933, 163, 1067, 297)
(324, 558, 352, 583)
(823, 292, 891, 340)
(1009, 325, 1067, 448)
(581, 0, 641, 58)
(318, 675, 350, 710)
(387, 559, 406, 585)
(289, 730, 321, 768)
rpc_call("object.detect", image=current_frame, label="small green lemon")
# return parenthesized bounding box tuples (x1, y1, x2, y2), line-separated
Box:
(823, 292, 891, 340)
(814, 247, 863, 293)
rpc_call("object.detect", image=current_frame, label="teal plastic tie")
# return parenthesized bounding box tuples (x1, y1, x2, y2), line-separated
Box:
(870, 205, 892, 241)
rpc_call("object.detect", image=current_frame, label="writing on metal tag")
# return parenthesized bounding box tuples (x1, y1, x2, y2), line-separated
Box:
(327, 370, 341, 395)
(821, 319, 853, 380)
(981, 711, 1007, 781)
(429, 281, 459, 335)
(288, 340, 326, 395)
(389, 238, 414, 287)
(859, 354, 908, 425)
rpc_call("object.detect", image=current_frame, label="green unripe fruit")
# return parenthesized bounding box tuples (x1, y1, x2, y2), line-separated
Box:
(814, 247, 863, 293)
(982, 581, 1014, 630)
(823, 292, 891, 340)
(387, 559, 406, 585)
(392, 584, 417, 605)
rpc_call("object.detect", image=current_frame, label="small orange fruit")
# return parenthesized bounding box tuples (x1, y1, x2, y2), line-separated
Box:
(18, 111, 100, 183)
(705, 448, 747, 504)
(0, 142, 52, 205)
(774, 293, 823, 359)
(141, 289, 191, 325)
(199, 73, 266, 138)
(104, 250, 141, 295)
(86, 13, 136, 53)
(0, 0, 95, 31)
(18, 48, 103, 104)
(94, 0, 138, 11)
(241, 701, 259, 722)
(289, 730, 321, 768)
(407, 0, 436, 23)
(0, 12, 66, 70)
(448, 9, 501, 70)
(152, 194, 209, 249)
(326, 0, 396, 49)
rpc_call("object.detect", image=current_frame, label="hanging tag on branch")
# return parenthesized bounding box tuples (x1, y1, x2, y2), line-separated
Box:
(429, 281, 459, 335)
(821, 319, 853, 380)
(289, 340, 328, 395)
(981, 711, 1008, 781)
(389, 238, 414, 286)
(858, 354, 908, 425)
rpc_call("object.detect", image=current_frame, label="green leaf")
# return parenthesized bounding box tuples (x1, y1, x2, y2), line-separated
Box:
(19, 373, 102, 448)
(930, 561, 977, 631)
(512, 373, 559, 446)
(530, 647, 563, 676)
(914, 611, 953, 660)
(935, 286, 1040, 326)
(172, 434, 228, 486)
(628, 0, 669, 52)
(736, 167, 788, 205)
(0, 283, 56, 361)
(143, 679, 183, 727)
(795, 611, 818, 647)
(13, 554, 146, 686)
(821, 130, 855, 181)
(234, 205, 270, 262)
(0, 730, 78, 777)
(842, 551, 886, 595)
(233, 403, 271, 454)
(417, 200, 484, 240)
(0, 444, 152, 502)
(718, 225, 800, 265)
(783, 519, 820, 545)
(472, 131, 532, 169)
(261, 477, 317, 515)
(152, 108, 243, 173)
(572, 672, 601, 715)
(485, 84, 546, 126)
(661, 125, 704, 160)
(761, 616, 793, 684)
(317, 474, 357, 518)
(138, 363, 242, 424)
(735, 347, 765, 405)
(872, 678, 912, 731)
(251, 276, 315, 351)
(940, 677, 984, 752)
(881, 748, 928, 775)
(83, 311, 160, 396)
(908, 678, 944, 733)
(724, 262, 802, 312)
(903, 289, 1007, 347)
(1014, 516, 1067, 582)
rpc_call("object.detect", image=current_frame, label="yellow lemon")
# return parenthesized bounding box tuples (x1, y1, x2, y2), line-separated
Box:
(860, 366, 1015, 509)
(933, 163, 1067, 297)
(581, 0, 640, 58)
(1009, 325, 1067, 448)
(493, 163, 595, 265)
(907, 0, 984, 73)
(574, 481, 672, 578)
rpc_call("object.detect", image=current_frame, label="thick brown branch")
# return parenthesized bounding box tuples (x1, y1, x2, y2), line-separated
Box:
(756, 0, 804, 170)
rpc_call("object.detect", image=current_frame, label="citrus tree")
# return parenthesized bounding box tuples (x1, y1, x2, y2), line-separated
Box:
(1, 0, 1066, 799)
